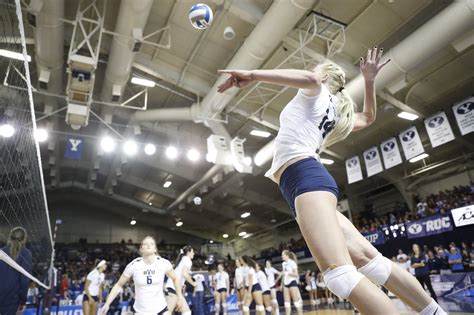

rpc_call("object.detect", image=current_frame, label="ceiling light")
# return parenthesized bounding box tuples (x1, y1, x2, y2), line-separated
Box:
(131, 77, 155, 87)
(35, 128, 48, 142)
(242, 233, 251, 239)
(144, 143, 156, 155)
(409, 153, 429, 163)
(193, 196, 202, 205)
(0, 124, 14, 138)
(0, 49, 31, 62)
(320, 158, 334, 165)
(101, 136, 116, 153)
(130, 219, 136, 225)
(209, 240, 214, 244)
(238, 231, 247, 237)
(176, 221, 183, 227)
(250, 129, 271, 138)
(270, 218, 277, 223)
(123, 140, 138, 156)
(243, 156, 252, 166)
(397, 111, 419, 121)
(187, 148, 200, 162)
(241, 212, 251, 218)
(165, 146, 178, 159)
(149, 202, 152, 206)
(163, 181, 172, 188)
(222, 234, 229, 238)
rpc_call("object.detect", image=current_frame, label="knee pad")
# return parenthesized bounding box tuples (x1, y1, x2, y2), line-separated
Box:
(315, 299, 321, 306)
(222, 303, 227, 308)
(271, 299, 278, 305)
(327, 297, 334, 304)
(266, 306, 273, 312)
(357, 254, 392, 286)
(215, 304, 221, 310)
(242, 306, 250, 312)
(293, 300, 303, 308)
(256, 305, 265, 312)
(284, 302, 291, 309)
(323, 265, 364, 299)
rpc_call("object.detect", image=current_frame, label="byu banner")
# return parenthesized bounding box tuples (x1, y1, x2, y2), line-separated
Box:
(64, 137, 84, 160)
(363, 146, 383, 177)
(362, 231, 385, 245)
(424, 111, 455, 148)
(452, 96, 474, 135)
(345, 155, 363, 184)
(451, 205, 474, 227)
(406, 214, 453, 239)
(380, 137, 402, 169)
(399, 126, 424, 160)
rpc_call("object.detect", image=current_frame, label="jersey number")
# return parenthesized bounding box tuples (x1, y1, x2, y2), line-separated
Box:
(147, 276, 152, 284)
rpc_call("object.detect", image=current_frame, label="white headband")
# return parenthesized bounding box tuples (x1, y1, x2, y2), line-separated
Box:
(97, 260, 106, 268)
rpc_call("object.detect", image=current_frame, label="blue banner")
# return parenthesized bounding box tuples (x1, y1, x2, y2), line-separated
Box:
(64, 137, 83, 160)
(406, 214, 453, 239)
(362, 231, 385, 245)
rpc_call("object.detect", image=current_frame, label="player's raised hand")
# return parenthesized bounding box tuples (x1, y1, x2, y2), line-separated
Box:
(217, 70, 254, 92)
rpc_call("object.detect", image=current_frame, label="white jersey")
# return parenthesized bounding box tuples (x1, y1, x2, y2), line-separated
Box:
(242, 266, 250, 287)
(193, 273, 205, 292)
(123, 256, 173, 314)
(247, 267, 258, 286)
(166, 256, 192, 289)
(265, 84, 337, 180)
(282, 259, 298, 285)
(257, 270, 270, 292)
(265, 267, 278, 287)
(215, 271, 229, 290)
(235, 267, 244, 288)
(310, 276, 317, 289)
(86, 269, 105, 296)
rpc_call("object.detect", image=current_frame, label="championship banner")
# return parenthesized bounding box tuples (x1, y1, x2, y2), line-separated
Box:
(452, 96, 474, 135)
(451, 205, 474, 227)
(406, 214, 453, 239)
(363, 146, 383, 177)
(380, 137, 402, 169)
(362, 231, 385, 245)
(345, 155, 363, 184)
(399, 126, 424, 160)
(64, 136, 84, 160)
(424, 111, 455, 148)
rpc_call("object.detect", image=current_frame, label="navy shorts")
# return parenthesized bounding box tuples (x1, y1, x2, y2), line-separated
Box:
(83, 295, 99, 303)
(251, 283, 262, 293)
(279, 158, 339, 216)
(166, 287, 176, 295)
(285, 280, 298, 288)
(263, 290, 271, 296)
(217, 288, 227, 293)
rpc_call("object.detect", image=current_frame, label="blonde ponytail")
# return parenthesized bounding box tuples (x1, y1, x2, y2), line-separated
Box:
(315, 62, 356, 152)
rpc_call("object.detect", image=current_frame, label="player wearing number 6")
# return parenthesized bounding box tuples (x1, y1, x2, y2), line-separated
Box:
(100, 236, 184, 315)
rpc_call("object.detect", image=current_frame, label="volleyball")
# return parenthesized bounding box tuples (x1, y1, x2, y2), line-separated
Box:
(189, 3, 213, 29)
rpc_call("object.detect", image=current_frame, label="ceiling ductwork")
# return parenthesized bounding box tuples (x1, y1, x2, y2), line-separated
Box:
(254, 0, 474, 167)
(32, 0, 65, 111)
(100, 0, 154, 103)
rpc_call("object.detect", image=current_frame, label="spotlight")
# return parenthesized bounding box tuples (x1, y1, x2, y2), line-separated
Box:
(35, 128, 48, 142)
(187, 148, 200, 162)
(209, 240, 214, 244)
(320, 158, 334, 165)
(130, 219, 136, 225)
(238, 231, 247, 237)
(397, 111, 418, 121)
(0, 124, 14, 138)
(409, 153, 429, 163)
(223, 234, 229, 238)
(250, 129, 271, 138)
(176, 221, 183, 227)
(144, 143, 156, 155)
(241, 212, 251, 218)
(243, 156, 252, 166)
(131, 77, 155, 87)
(193, 196, 202, 205)
(166, 146, 178, 159)
(101, 137, 116, 153)
(123, 140, 138, 156)
(163, 181, 172, 188)
(242, 234, 251, 239)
